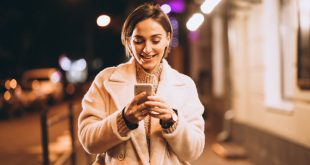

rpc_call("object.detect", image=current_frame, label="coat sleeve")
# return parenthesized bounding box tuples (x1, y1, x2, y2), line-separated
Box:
(78, 69, 130, 154)
(162, 78, 205, 162)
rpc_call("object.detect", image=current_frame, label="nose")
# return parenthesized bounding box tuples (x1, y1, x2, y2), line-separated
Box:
(142, 41, 152, 55)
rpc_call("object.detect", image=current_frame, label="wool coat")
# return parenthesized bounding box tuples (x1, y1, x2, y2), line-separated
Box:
(78, 59, 205, 165)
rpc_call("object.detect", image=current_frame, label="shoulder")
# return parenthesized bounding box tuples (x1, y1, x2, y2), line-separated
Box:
(95, 66, 117, 81)
(94, 60, 132, 81)
(168, 66, 196, 87)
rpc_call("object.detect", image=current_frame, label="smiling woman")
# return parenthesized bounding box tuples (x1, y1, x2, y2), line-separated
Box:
(78, 2, 205, 165)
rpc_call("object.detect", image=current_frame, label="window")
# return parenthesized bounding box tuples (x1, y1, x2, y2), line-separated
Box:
(297, 0, 310, 90)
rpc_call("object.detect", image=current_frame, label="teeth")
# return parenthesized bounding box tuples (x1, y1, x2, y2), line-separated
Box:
(141, 55, 156, 59)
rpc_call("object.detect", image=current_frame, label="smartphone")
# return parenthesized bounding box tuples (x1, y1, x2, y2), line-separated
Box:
(134, 83, 153, 104)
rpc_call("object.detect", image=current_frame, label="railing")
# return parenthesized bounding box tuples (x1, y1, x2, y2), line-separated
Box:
(40, 102, 76, 165)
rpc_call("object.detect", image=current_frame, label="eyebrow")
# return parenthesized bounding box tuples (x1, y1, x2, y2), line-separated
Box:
(133, 34, 163, 38)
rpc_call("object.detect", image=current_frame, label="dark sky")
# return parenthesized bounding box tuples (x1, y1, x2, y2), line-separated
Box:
(0, 0, 154, 78)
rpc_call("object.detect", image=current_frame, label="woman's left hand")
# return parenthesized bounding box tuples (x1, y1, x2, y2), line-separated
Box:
(145, 96, 174, 122)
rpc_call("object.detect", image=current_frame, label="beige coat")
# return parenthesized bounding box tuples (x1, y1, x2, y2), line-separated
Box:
(78, 59, 205, 165)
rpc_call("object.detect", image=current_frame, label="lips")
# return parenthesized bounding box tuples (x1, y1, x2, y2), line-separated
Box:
(140, 54, 157, 60)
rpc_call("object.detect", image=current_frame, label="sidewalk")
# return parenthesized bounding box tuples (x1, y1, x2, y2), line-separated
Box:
(74, 129, 254, 165)
(191, 129, 253, 165)
(0, 98, 253, 165)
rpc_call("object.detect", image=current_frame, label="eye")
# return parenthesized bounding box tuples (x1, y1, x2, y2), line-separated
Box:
(133, 38, 144, 44)
(152, 38, 161, 44)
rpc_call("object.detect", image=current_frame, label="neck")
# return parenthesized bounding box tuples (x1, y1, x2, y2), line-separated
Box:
(135, 62, 162, 83)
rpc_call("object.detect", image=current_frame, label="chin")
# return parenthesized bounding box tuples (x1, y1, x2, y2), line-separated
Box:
(141, 63, 157, 72)
(142, 64, 155, 70)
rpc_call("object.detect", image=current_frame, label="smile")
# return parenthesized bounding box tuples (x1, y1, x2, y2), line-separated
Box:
(140, 54, 157, 59)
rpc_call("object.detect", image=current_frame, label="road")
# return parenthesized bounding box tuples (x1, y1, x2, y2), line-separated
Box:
(0, 98, 91, 165)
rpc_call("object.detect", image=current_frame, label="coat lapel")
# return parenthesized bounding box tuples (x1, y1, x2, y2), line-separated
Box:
(150, 60, 186, 164)
(103, 59, 150, 163)
(103, 60, 135, 110)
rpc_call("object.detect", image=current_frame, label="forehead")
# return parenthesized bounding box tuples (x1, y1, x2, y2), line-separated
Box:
(132, 18, 166, 37)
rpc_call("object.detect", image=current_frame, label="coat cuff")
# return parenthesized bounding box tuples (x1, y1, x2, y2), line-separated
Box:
(111, 111, 130, 140)
(162, 119, 178, 134)
(121, 107, 138, 130)
(117, 112, 131, 137)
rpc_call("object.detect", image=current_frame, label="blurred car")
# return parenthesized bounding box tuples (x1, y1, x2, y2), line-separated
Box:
(19, 68, 64, 106)
(0, 78, 24, 118)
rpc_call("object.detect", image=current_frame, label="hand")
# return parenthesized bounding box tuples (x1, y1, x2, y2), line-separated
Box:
(145, 96, 174, 122)
(124, 92, 150, 124)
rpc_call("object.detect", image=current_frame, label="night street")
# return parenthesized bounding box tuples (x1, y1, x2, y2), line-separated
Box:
(1, 0, 310, 164)
(0, 98, 90, 165)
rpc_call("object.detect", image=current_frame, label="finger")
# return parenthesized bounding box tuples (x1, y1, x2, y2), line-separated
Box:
(135, 102, 148, 112)
(125, 104, 143, 117)
(151, 90, 155, 96)
(132, 92, 147, 104)
(135, 110, 149, 120)
(127, 109, 147, 123)
(135, 91, 147, 100)
(149, 112, 170, 120)
(150, 107, 168, 114)
(147, 96, 164, 102)
(148, 112, 160, 118)
(145, 101, 168, 109)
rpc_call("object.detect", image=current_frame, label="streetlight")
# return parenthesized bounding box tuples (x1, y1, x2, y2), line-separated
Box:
(200, 0, 222, 14)
(96, 14, 111, 27)
(186, 13, 205, 31)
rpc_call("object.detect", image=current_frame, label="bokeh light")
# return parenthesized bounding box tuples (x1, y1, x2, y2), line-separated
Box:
(186, 13, 205, 31)
(4, 91, 11, 101)
(97, 15, 111, 27)
(200, 0, 222, 14)
(9, 79, 17, 89)
(168, 0, 185, 13)
(59, 55, 71, 71)
(161, 4, 171, 14)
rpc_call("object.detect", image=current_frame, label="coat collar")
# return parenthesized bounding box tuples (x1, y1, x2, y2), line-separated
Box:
(109, 58, 137, 84)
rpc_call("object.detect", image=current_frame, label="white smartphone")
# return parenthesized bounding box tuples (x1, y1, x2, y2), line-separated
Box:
(134, 83, 153, 104)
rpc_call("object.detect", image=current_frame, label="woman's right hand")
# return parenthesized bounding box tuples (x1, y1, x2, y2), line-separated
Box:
(124, 92, 150, 124)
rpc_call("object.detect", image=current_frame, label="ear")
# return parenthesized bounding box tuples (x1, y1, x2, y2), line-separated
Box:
(164, 33, 171, 58)
(167, 32, 171, 44)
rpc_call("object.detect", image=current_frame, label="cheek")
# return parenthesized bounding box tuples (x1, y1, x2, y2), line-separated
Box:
(132, 46, 143, 54)
(153, 44, 167, 53)
(158, 40, 169, 50)
(153, 47, 164, 53)
(129, 43, 142, 54)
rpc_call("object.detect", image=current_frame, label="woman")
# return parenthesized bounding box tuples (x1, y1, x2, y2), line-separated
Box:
(78, 3, 205, 165)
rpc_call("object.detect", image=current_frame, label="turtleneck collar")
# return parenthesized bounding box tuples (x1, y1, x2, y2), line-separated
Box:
(135, 62, 163, 90)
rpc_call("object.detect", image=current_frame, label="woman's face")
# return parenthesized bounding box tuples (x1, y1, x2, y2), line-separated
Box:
(129, 18, 170, 73)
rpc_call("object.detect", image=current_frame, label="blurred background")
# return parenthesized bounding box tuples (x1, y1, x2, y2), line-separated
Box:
(0, 0, 310, 165)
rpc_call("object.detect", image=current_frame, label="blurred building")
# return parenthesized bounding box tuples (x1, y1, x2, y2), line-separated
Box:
(184, 0, 310, 164)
